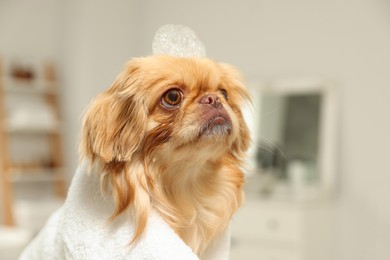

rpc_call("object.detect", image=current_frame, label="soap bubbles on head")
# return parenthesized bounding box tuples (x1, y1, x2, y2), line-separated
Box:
(152, 24, 206, 58)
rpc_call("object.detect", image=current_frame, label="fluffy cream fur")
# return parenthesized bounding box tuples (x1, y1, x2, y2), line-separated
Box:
(80, 55, 250, 257)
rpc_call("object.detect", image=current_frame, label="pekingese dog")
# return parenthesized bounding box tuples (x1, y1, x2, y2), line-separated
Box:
(80, 55, 250, 257)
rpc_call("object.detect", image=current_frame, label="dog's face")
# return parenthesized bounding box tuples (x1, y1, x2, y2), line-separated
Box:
(81, 55, 250, 165)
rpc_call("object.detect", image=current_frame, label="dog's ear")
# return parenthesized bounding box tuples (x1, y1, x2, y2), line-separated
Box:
(220, 63, 252, 157)
(233, 109, 251, 157)
(80, 62, 148, 163)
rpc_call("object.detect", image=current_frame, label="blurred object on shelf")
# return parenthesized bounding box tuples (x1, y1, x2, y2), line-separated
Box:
(7, 102, 58, 132)
(10, 60, 35, 81)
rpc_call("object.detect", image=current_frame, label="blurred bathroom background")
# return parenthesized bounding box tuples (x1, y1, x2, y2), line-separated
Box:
(1, 0, 389, 259)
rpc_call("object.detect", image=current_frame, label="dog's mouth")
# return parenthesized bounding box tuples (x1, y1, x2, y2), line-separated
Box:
(198, 109, 232, 137)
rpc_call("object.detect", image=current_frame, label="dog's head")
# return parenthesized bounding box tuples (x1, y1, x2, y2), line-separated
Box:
(81, 55, 250, 166)
(80, 55, 250, 245)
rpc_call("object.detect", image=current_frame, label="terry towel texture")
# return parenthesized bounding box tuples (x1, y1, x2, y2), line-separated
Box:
(20, 163, 230, 260)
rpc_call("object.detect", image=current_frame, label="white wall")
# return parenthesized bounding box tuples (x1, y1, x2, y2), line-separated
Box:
(57, 0, 144, 173)
(1, 0, 390, 259)
(0, 0, 62, 60)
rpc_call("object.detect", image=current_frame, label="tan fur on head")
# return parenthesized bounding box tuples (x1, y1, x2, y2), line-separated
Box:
(80, 55, 251, 257)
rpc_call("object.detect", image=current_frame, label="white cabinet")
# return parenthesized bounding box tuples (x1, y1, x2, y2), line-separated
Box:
(231, 197, 336, 260)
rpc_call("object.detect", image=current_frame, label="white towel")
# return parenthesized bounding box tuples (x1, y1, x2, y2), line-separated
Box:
(20, 162, 231, 260)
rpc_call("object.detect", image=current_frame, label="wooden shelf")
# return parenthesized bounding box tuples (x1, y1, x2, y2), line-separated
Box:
(5, 124, 60, 135)
(9, 171, 65, 183)
(0, 58, 66, 226)
(0, 77, 57, 95)
(8, 165, 64, 173)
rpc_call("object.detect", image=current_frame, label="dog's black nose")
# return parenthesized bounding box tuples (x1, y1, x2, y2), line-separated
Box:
(199, 94, 223, 109)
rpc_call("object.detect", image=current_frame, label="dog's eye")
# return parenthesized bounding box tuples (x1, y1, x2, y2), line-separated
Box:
(161, 89, 183, 109)
(220, 89, 228, 101)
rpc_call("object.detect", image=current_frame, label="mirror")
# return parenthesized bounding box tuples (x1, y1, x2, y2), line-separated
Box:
(246, 79, 338, 199)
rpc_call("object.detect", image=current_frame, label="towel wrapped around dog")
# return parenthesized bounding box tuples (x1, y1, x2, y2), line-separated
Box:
(20, 162, 231, 260)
